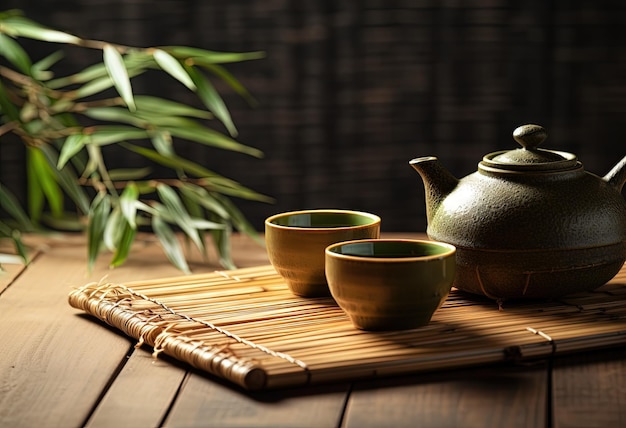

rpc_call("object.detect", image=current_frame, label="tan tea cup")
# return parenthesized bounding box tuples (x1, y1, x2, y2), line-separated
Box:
(325, 239, 456, 330)
(265, 209, 381, 297)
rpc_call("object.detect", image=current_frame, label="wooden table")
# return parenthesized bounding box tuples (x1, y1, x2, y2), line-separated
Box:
(1, 233, 625, 428)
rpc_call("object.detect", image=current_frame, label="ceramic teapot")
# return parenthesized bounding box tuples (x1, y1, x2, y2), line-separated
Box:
(410, 124, 626, 300)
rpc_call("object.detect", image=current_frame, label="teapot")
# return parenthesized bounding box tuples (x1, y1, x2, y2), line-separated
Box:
(410, 124, 626, 300)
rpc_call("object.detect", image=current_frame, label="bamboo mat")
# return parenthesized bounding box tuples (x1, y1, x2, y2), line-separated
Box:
(68, 264, 626, 391)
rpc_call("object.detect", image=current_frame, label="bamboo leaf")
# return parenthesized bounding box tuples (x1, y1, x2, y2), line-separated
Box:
(151, 215, 190, 274)
(204, 176, 274, 202)
(48, 53, 149, 90)
(55, 171, 90, 216)
(161, 46, 265, 64)
(103, 207, 122, 251)
(122, 49, 156, 69)
(150, 202, 178, 223)
(0, 220, 13, 237)
(85, 104, 205, 129)
(119, 182, 139, 229)
(39, 144, 91, 215)
(2, 15, 81, 44)
(22, 119, 46, 135)
(82, 107, 146, 127)
(185, 65, 237, 137)
(180, 187, 203, 219)
(213, 193, 263, 244)
(0, 253, 25, 265)
(87, 193, 111, 271)
(47, 63, 108, 89)
(71, 75, 117, 99)
(136, 112, 201, 129)
(40, 212, 83, 231)
(48, 99, 75, 115)
(152, 48, 196, 90)
(189, 217, 227, 230)
(0, 184, 35, 231)
(10, 230, 29, 264)
(88, 125, 149, 145)
(0, 226, 30, 264)
(19, 102, 38, 122)
(163, 125, 263, 158)
(121, 143, 217, 177)
(156, 184, 203, 252)
(32, 50, 64, 80)
(58, 133, 88, 169)
(0, 226, 29, 266)
(83, 144, 102, 178)
(27, 146, 63, 218)
(0, 32, 32, 74)
(135, 200, 160, 218)
(107, 167, 152, 181)
(134, 95, 211, 119)
(121, 143, 272, 202)
(150, 129, 174, 156)
(201, 63, 258, 106)
(103, 44, 136, 111)
(210, 225, 236, 270)
(179, 183, 229, 219)
(179, 200, 214, 263)
(109, 218, 136, 267)
(25, 149, 44, 223)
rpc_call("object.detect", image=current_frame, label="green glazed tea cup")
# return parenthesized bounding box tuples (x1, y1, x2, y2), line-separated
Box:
(265, 209, 381, 297)
(325, 239, 456, 330)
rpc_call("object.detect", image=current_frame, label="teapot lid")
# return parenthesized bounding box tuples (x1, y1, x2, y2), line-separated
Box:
(481, 124, 579, 172)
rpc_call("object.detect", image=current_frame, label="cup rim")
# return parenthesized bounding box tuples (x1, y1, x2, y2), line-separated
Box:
(265, 209, 381, 231)
(325, 239, 456, 262)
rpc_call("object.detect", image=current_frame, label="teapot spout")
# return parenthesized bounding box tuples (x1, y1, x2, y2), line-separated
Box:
(409, 156, 459, 224)
(604, 155, 626, 192)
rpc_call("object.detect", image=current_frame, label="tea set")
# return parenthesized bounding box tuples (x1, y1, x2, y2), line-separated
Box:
(265, 124, 626, 331)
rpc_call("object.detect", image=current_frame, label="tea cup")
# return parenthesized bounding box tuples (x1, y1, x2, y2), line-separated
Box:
(325, 239, 456, 330)
(265, 209, 381, 297)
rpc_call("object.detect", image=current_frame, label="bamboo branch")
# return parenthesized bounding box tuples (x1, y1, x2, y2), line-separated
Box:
(0, 121, 19, 137)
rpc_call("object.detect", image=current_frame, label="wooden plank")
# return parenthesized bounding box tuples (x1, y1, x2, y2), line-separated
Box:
(0, 240, 39, 293)
(552, 348, 626, 428)
(84, 347, 187, 428)
(344, 364, 548, 428)
(0, 241, 134, 427)
(164, 373, 350, 428)
(0, 260, 27, 294)
(0, 233, 264, 427)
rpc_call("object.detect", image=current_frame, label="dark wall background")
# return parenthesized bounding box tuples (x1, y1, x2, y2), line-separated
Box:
(2, 1, 626, 232)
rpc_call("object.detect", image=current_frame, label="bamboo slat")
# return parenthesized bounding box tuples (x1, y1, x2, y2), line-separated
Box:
(68, 264, 626, 391)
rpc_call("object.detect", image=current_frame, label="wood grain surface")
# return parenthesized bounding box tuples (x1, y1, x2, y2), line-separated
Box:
(1, 232, 625, 427)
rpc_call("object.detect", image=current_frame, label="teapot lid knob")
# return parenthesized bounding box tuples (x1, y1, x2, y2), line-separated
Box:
(513, 124, 547, 150)
(483, 124, 578, 170)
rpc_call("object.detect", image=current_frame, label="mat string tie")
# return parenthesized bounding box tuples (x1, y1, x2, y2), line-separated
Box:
(120, 285, 309, 372)
(526, 326, 557, 355)
(214, 270, 243, 282)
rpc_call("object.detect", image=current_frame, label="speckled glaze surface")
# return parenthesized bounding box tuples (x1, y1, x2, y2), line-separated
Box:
(410, 124, 626, 299)
(265, 209, 381, 297)
(325, 239, 456, 330)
